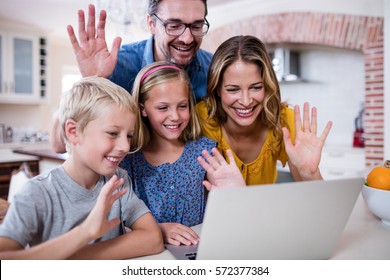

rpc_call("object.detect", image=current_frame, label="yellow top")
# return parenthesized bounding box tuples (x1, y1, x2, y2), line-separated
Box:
(196, 101, 296, 185)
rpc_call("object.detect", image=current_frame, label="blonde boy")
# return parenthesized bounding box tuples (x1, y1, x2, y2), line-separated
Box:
(0, 77, 163, 259)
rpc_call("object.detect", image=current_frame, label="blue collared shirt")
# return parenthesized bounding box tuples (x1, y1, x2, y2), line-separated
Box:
(110, 36, 212, 102)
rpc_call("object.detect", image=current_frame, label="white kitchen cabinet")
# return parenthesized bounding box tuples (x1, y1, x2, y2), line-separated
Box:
(0, 29, 47, 104)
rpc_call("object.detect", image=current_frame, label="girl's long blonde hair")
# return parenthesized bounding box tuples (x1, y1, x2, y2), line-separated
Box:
(132, 61, 202, 144)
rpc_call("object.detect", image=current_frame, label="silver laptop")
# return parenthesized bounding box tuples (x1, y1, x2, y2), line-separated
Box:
(166, 177, 364, 260)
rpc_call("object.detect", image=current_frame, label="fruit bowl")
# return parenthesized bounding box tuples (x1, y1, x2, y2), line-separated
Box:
(362, 184, 390, 226)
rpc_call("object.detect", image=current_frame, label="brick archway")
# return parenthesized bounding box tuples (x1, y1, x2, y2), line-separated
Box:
(203, 12, 384, 168)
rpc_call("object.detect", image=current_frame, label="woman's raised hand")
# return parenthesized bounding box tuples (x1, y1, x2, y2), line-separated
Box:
(283, 102, 332, 180)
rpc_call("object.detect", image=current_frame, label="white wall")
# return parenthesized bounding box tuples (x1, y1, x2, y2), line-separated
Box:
(280, 47, 365, 147)
(208, 0, 384, 30)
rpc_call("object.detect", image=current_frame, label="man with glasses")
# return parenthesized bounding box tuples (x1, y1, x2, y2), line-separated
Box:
(51, 0, 211, 153)
(67, 0, 211, 101)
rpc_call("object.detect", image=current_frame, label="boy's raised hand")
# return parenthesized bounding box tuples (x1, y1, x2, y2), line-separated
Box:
(0, 175, 127, 260)
(80, 175, 127, 241)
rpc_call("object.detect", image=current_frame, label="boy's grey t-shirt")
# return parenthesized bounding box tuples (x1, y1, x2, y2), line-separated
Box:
(0, 166, 150, 247)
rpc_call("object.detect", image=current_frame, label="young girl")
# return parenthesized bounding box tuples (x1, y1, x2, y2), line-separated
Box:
(0, 77, 163, 259)
(196, 35, 333, 186)
(120, 61, 216, 246)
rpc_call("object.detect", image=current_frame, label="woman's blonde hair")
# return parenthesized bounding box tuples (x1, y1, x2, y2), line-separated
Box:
(205, 35, 289, 141)
(58, 76, 145, 153)
(132, 61, 202, 144)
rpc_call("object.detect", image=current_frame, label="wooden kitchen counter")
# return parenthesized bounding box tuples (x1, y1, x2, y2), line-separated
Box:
(0, 149, 39, 163)
(12, 148, 67, 175)
(13, 149, 68, 162)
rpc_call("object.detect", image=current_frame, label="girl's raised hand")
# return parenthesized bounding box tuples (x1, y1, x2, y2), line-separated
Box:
(197, 148, 246, 190)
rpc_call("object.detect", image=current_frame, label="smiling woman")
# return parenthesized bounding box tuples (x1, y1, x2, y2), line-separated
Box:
(197, 35, 332, 186)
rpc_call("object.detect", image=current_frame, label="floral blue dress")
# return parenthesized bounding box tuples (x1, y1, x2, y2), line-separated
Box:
(120, 136, 216, 226)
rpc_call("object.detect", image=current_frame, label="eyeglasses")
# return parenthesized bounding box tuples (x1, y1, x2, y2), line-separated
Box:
(152, 13, 209, 37)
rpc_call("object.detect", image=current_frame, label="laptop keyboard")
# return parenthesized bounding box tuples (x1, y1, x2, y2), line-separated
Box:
(185, 252, 197, 260)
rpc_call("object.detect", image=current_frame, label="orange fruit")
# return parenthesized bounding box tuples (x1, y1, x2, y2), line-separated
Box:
(366, 160, 390, 191)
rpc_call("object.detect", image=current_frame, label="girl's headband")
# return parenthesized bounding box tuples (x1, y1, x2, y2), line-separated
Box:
(140, 65, 182, 84)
